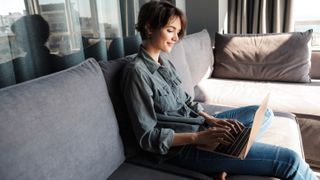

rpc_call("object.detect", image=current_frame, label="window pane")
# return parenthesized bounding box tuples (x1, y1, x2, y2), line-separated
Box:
(294, 0, 320, 49)
(0, 1, 25, 64)
(0, 0, 140, 88)
(39, 0, 82, 55)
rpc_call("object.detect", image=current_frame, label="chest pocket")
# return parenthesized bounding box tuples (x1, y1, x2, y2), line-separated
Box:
(155, 84, 178, 112)
(171, 75, 182, 87)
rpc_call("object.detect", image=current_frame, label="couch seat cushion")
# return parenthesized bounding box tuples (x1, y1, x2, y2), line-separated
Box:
(0, 59, 125, 180)
(118, 104, 301, 180)
(195, 78, 320, 116)
(108, 162, 193, 180)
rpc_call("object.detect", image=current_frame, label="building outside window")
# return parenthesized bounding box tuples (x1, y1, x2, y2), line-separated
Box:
(0, 0, 123, 59)
(0, 1, 25, 64)
(294, 0, 320, 50)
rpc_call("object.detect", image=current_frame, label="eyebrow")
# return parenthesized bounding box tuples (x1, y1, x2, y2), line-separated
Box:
(166, 25, 181, 32)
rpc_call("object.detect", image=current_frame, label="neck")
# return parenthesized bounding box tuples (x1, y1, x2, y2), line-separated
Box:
(142, 41, 161, 64)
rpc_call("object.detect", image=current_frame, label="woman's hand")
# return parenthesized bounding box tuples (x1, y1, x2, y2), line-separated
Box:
(194, 126, 235, 148)
(199, 112, 245, 135)
(210, 118, 245, 135)
(172, 127, 234, 148)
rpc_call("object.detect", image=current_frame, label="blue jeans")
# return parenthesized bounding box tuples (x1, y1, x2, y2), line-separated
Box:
(167, 106, 317, 180)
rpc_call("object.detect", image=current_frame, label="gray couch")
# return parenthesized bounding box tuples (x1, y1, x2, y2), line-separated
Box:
(0, 30, 315, 179)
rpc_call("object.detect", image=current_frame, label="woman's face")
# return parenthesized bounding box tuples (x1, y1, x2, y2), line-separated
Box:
(149, 16, 182, 53)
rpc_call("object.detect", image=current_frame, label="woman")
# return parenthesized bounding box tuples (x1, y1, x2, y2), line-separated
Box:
(121, 1, 317, 179)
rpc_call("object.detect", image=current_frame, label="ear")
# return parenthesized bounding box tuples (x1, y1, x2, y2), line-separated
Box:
(145, 24, 152, 36)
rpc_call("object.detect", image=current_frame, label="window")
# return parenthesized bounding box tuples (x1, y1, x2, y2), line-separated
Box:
(294, 0, 320, 50)
(0, 0, 25, 64)
(0, 0, 148, 88)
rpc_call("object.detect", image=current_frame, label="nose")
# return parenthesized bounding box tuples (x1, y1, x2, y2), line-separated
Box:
(172, 33, 179, 42)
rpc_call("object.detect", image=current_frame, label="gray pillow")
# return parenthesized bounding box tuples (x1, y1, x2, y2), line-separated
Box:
(182, 29, 214, 85)
(99, 57, 141, 158)
(213, 30, 313, 82)
(161, 41, 195, 98)
(161, 29, 214, 98)
(0, 59, 125, 180)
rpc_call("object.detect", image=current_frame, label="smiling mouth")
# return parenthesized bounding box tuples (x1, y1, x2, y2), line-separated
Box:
(167, 42, 174, 46)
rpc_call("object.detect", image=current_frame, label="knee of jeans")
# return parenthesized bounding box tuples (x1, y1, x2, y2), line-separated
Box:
(247, 105, 260, 112)
(284, 149, 301, 166)
(248, 105, 273, 119)
(277, 149, 305, 179)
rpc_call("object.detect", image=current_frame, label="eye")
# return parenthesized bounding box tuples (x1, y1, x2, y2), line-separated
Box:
(167, 28, 174, 33)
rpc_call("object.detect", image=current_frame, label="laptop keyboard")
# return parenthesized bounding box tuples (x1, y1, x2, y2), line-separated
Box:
(214, 127, 251, 157)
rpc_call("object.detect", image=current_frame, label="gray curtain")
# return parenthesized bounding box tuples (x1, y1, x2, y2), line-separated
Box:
(228, 0, 295, 34)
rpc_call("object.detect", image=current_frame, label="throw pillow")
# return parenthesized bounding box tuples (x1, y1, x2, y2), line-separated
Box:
(213, 30, 313, 83)
(161, 29, 215, 99)
(182, 29, 214, 85)
(161, 41, 195, 98)
(99, 57, 141, 157)
(0, 59, 125, 179)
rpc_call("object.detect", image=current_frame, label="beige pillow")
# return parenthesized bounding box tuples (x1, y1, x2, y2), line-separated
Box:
(213, 30, 313, 83)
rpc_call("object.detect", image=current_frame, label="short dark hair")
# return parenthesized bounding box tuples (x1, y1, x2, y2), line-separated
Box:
(136, 1, 187, 40)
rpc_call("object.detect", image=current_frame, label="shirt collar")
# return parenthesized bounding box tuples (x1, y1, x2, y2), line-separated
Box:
(138, 46, 170, 74)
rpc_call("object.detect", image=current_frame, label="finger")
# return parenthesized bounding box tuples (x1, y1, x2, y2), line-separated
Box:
(227, 119, 244, 133)
(210, 127, 236, 138)
(222, 131, 236, 142)
(233, 120, 245, 133)
(217, 138, 232, 146)
(214, 131, 235, 143)
(223, 120, 239, 134)
(208, 127, 228, 132)
(208, 127, 234, 139)
(220, 124, 234, 134)
(233, 120, 245, 129)
(213, 122, 230, 130)
(205, 137, 229, 146)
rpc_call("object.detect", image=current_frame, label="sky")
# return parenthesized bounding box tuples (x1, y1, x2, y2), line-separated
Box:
(0, 0, 26, 15)
(294, 0, 320, 21)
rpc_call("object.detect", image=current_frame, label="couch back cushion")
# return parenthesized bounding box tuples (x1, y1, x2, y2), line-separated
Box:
(161, 29, 214, 98)
(213, 30, 313, 82)
(0, 59, 125, 180)
(182, 29, 214, 85)
(99, 57, 141, 157)
(161, 42, 195, 97)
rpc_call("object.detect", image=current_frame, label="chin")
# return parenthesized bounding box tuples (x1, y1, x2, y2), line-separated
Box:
(162, 47, 173, 53)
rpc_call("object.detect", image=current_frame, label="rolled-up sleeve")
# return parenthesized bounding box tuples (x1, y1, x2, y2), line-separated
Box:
(122, 67, 174, 155)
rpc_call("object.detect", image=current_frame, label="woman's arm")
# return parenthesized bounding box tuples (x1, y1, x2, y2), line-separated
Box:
(122, 66, 175, 155)
(172, 127, 235, 147)
(198, 111, 244, 135)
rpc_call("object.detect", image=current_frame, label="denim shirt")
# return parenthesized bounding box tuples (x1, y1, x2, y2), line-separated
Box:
(121, 47, 204, 155)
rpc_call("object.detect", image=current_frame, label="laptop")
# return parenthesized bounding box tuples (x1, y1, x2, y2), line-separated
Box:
(199, 94, 270, 160)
